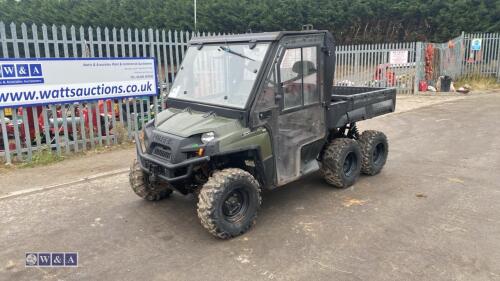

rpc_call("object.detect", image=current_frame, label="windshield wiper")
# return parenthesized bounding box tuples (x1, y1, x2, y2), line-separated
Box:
(219, 46, 255, 61)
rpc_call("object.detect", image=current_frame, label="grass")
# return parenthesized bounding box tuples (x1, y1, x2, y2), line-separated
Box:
(17, 146, 65, 168)
(0, 121, 135, 170)
(0, 141, 135, 172)
(87, 142, 135, 154)
(454, 76, 500, 91)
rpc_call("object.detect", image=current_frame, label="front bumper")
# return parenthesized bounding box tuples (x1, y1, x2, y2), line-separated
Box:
(135, 133, 209, 182)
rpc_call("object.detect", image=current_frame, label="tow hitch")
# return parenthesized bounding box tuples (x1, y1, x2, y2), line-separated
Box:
(148, 163, 160, 183)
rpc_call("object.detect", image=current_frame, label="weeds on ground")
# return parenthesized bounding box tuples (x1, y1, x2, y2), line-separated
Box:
(19, 146, 64, 168)
(4, 142, 134, 170)
(455, 76, 500, 91)
(0, 157, 14, 173)
(87, 142, 134, 154)
(2, 122, 135, 169)
(112, 122, 131, 145)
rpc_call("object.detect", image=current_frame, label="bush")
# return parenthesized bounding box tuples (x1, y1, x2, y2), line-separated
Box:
(112, 122, 131, 145)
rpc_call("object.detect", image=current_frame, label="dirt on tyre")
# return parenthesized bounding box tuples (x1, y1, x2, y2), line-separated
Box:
(320, 138, 362, 188)
(197, 168, 261, 239)
(359, 130, 388, 175)
(129, 159, 173, 201)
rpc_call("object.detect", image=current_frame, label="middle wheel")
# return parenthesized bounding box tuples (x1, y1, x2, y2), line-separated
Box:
(197, 168, 261, 239)
(320, 138, 362, 188)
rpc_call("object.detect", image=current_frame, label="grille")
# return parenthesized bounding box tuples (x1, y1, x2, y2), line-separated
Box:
(153, 146, 171, 160)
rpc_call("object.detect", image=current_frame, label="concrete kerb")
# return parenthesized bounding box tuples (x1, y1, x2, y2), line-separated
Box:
(0, 168, 129, 201)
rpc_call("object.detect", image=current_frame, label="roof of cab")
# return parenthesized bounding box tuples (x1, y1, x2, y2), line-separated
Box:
(189, 30, 327, 44)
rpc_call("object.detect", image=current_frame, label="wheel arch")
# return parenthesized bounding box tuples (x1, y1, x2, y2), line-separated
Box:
(211, 146, 274, 189)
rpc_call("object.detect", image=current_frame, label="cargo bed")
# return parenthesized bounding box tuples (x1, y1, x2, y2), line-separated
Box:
(327, 86, 396, 129)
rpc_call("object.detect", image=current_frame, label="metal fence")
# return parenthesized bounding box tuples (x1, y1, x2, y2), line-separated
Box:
(0, 21, 215, 163)
(461, 32, 500, 78)
(421, 32, 500, 82)
(335, 42, 419, 94)
(336, 33, 500, 94)
(1, 21, 500, 164)
(422, 35, 464, 82)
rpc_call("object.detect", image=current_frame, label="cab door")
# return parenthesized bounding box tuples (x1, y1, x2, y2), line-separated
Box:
(274, 35, 326, 185)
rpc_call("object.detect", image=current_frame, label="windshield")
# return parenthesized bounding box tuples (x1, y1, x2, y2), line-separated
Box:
(168, 43, 270, 109)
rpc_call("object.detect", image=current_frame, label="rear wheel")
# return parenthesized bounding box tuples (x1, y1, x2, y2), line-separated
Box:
(359, 130, 388, 175)
(129, 159, 173, 201)
(320, 138, 362, 188)
(197, 168, 261, 239)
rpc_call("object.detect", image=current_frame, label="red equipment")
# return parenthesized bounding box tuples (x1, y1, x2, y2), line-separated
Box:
(374, 64, 396, 86)
(1, 100, 117, 152)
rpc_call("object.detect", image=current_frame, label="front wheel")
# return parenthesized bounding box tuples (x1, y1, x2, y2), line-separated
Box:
(320, 138, 362, 188)
(129, 159, 173, 201)
(197, 168, 261, 239)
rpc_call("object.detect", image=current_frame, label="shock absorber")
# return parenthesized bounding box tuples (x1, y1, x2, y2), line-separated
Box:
(348, 123, 360, 139)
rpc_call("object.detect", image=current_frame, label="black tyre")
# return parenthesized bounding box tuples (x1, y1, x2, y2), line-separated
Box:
(129, 159, 173, 201)
(320, 138, 362, 188)
(359, 130, 388, 175)
(197, 168, 261, 239)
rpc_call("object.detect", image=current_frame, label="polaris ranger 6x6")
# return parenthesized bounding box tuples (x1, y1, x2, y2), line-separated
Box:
(130, 30, 396, 239)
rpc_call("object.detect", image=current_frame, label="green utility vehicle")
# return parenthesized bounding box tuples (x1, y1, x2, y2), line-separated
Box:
(130, 30, 396, 239)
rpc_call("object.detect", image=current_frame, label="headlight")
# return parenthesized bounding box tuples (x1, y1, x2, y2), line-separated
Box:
(201, 132, 215, 144)
(143, 129, 151, 148)
(138, 130, 148, 151)
(142, 121, 154, 149)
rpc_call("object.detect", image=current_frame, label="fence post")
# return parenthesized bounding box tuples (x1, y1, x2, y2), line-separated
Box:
(0, 23, 11, 163)
(0, 21, 8, 56)
(496, 33, 500, 82)
(0, 111, 11, 164)
(414, 42, 423, 94)
(460, 31, 466, 78)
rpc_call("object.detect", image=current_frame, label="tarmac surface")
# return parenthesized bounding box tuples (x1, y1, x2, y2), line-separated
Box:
(1, 92, 499, 281)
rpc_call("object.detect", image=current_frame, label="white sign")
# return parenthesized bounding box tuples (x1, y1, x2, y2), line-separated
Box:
(389, 50, 408, 65)
(0, 58, 157, 108)
(471, 38, 482, 51)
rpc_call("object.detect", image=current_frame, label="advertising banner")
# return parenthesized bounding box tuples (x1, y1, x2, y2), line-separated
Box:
(0, 57, 157, 108)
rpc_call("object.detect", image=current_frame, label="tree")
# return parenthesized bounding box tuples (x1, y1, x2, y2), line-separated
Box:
(0, 0, 498, 43)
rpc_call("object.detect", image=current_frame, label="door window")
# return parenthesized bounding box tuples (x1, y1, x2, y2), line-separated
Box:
(302, 47, 318, 105)
(279, 46, 318, 110)
(280, 48, 303, 109)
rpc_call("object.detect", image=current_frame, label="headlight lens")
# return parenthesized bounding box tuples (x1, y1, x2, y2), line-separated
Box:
(201, 132, 215, 144)
(142, 121, 154, 149)
(143, 129, 151, 148)
(138, 130, 148, 151)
